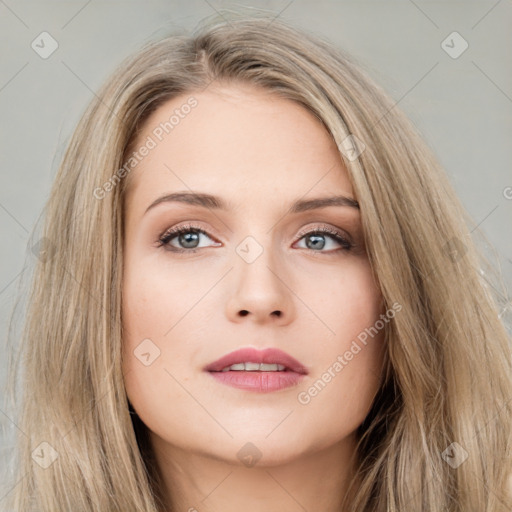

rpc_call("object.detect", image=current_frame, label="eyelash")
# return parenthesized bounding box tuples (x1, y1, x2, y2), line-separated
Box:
(157, 223, 353, 255)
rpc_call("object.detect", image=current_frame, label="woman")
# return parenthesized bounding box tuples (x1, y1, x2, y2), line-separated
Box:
(5, 13, 512, 512)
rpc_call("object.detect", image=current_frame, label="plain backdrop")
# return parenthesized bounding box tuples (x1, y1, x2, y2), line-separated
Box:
(1, 0, 511, 493)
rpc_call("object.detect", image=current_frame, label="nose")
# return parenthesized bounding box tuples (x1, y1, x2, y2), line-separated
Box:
(225, 244, 296, 326)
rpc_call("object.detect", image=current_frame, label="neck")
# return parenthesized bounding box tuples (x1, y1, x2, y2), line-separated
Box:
(149, 432, 360, 512)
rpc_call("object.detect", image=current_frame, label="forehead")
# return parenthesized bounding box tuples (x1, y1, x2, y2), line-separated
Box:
(124, 83, 353, 211)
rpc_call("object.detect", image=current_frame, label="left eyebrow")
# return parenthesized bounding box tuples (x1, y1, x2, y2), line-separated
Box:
(289, 195, 359, 213)
(144, 191, 359, 216)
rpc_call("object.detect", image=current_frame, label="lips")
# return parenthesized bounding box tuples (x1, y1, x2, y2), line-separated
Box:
(204, 347, 308, 393)
(204, 347, 308, 375)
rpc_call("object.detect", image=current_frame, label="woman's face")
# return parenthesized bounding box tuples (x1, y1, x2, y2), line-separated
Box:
(122, 83, 386, 466)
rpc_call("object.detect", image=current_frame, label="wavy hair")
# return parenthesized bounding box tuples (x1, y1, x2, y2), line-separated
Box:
(4, 12, 512, 512)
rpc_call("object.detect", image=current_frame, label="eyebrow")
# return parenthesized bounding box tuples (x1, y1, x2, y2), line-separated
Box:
(144, 191, 360, 215)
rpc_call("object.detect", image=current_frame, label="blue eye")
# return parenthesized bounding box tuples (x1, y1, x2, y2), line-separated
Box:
(158, 224, 216, 253)
(295, 227, 352, 252)
(158, 224, 353, 254)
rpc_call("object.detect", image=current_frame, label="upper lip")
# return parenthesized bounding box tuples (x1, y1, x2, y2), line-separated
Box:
(204, 347, 308, 374)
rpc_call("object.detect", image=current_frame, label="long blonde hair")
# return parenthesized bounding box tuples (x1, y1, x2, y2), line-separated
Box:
(4, 12, 512, 511)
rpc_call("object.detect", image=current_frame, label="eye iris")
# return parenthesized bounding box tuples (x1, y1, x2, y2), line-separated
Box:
(180, 231, 200, 249)
(306, 234, 326, 250)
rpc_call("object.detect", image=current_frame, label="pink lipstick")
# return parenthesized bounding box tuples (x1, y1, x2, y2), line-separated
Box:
(204, 347, 308, 393)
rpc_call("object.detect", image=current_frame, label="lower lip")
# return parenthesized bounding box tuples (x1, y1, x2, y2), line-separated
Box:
(207, 370, 305, 392)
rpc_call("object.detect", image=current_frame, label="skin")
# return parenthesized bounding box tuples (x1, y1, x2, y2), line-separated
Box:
(122, 83, 386, 512)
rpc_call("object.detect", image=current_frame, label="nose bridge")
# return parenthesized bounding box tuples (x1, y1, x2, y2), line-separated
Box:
(230, 205, 277, 264)
(234, 231, 282, 290)
(226, 230, 294, 323)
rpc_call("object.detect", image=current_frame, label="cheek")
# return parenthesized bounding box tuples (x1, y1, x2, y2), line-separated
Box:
(329, 259, 385, 381)
(121, 254, 207, 414)
(310, 257, 383, 342)
(121, 259, 171, 404)
(122, 255, 197, 344)
(295, 260, 385, 439)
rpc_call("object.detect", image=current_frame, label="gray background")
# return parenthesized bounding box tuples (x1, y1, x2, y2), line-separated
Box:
(1, 0, 511, 496)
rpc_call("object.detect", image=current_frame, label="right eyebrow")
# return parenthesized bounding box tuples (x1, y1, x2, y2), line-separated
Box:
(144, 192, 227, 215)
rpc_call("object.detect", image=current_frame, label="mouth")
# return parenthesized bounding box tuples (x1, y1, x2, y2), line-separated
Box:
(204, 347, 308, 392)
(218, 362, 287, 372)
